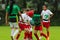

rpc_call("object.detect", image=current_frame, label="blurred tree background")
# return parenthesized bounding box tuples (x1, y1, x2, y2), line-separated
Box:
(0, 0, 60, 26)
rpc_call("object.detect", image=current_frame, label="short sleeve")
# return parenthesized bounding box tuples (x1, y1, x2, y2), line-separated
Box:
(41, 11, 43, 16)
(48, 10, 53, 14)
(16, 5, 21, 11)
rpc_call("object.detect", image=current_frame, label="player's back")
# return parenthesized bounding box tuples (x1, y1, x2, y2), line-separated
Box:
(32, 14, 41, 26)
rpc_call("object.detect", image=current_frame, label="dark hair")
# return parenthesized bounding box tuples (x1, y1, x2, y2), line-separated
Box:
(9, 0, 15, 14)
(30, 8, 34, 10)
(25, 9, 30, 12)
(43, 4, 48, 8)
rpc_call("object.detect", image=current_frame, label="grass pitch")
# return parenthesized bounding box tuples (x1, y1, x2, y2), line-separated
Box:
(0, 26, 60, 40)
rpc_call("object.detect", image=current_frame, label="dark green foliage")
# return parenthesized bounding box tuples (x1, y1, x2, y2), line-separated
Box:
(0, 0, 60, 26)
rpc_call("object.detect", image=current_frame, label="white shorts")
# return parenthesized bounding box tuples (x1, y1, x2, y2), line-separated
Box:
(9, 22, 19, 28)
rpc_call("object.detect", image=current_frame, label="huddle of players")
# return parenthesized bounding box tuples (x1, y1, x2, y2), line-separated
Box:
(5, 0, 54, 40)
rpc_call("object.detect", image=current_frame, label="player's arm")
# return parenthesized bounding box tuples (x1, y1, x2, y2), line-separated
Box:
(17, 5, 24, 22)
(41, 15, 43, 25)
(27, 20, 31, 25)
(17, 5, 22, 16)
(40, 16, 43, 26)
(49, 10, 54, 19)
(48, 13, 54, 21)
(50, 13, 54, 18)
(5, 12, 8, 25)
(41, 11, 43, 21)
(5, 6, 9, 25)
(18, 11, 24, 22)
(41, 15, 43, 21)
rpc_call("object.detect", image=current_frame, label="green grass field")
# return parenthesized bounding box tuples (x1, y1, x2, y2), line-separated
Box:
(0, 26, 60, 40)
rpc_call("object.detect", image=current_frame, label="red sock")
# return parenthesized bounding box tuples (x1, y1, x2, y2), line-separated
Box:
(16, 33, 20, 40)
(40, 33, 47, 38)
(28, 32, 32, 40)
(47, 31, 49, 37)
(24, 32, 28, 39)
(34, 33, 39, 40)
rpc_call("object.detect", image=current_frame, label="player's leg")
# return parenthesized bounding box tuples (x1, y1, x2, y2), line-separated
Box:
(24, 28, 29, 40)
(46, 28, 49, 40)
(24, 31, 29, 40)
(9, 22, 14, 40)
(46, 22, 50, 40)
(39, 26, 43, 40)
(16, 22, 25, 40)
(24, 25, 32, 40)
(16, 29, 21, 40)
(43, 22, 50, 40)
(34, 27, 39, 40)
(47, 29, 49, 37)
(28, 32, 32, 40)
(24, 24, 29, 40)
(28, 27, 32, 40)
(40, 31, 47, 40)
(46, 22, 50, 37)
(13, 23, 19, 40)
(40, 22, 48, 40)
(15, 22, 22, 40)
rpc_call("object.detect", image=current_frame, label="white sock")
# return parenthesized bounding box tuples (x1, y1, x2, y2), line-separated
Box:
(11, 29, 14, 36)
(13, 29, 19, 38)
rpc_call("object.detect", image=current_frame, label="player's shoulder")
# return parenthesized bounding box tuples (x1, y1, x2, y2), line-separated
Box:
(46, 9, 51, 12)
(22, 13, 27, 16)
